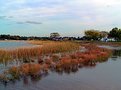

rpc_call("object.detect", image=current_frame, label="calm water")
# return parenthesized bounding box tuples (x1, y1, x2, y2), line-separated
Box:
(0, 41, 34, 49)
(0, 45, 121, 90)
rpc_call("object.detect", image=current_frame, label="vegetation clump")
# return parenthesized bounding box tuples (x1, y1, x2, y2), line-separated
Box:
(0, 43, 112, 82)
(0, 41, 80, 63)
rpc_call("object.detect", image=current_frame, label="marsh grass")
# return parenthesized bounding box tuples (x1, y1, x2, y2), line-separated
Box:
(55, 44, 112, 72)
(0, 41, 80, 63)
(0, 50, 11, 64)
(0, 43, 112, 82)
(40, 41, 80, 54)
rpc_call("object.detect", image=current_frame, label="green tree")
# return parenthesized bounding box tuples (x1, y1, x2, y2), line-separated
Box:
(109, 27, 121, 41)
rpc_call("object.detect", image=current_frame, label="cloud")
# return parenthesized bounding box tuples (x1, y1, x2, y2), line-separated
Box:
(1, 0, 121, 36)
(0, 16, 6, 19)
(16, 21, 42, 25)
(16, 22, 24, 24)
(4, 6, 68, 22)
(25, 21, 42, 24)
(10, 6, 67, 16)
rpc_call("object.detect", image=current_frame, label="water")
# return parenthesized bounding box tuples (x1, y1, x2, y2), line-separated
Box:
(0, 41, 34, 49)
(0, 45, 121, 90)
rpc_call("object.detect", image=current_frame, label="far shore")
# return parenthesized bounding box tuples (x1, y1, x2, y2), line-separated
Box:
(0, 40, 27, 42)
(1, 40, 121, 47)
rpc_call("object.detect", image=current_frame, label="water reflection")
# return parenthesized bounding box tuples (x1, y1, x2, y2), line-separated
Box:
(110, 49, 121, 61)
(112, 50, 121, 57)
(54, 60, 106, 75)
(23, 72, 49, 85)
(0, 57, 109, 87)
(1, 72, 49, 87)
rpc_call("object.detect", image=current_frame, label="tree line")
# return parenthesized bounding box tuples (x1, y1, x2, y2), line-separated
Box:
(0, 27, 121, 41)
(83, 27, 121, 41)
(0, 35, 50, 40)
(0, 34, 81, 41)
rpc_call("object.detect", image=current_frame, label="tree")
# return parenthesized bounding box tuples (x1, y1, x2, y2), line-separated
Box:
(85, 30, 101, 40)
(109, 27, 121, 41)
(100, 31, 108, 38)
(50, 32, 60, 38)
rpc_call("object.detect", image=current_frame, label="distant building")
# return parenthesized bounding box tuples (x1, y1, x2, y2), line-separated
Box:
(101, 37, 116, 42)
(107, 38, 116, 42)
(100, 31, 109, 42)
(101, 36, 108, 42)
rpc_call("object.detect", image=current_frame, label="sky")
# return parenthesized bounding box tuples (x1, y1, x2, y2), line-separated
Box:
(0, 0, 121, 37)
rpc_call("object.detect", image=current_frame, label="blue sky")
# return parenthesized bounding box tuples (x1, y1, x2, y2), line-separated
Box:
(0, 0, 121, 37)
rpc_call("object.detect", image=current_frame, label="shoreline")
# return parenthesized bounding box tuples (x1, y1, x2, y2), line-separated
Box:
(0, 40, 27, 42)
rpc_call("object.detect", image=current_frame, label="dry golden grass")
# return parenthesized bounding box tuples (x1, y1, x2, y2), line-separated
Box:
(28, 40, 54, 45)
(0, 41, 80, 62)
(40, 41, 80, 54)
(0, 49, 11, 63)
(20, 63, 42, 75)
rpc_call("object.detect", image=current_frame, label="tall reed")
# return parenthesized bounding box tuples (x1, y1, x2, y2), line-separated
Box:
(0, 41, 80, 63)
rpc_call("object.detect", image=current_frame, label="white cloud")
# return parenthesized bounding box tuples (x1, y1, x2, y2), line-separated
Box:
(1, 0, 121, 31)
(69, 0, 121, 7)
(7, 0, 26, 4)
(4, 6, 68, 21)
